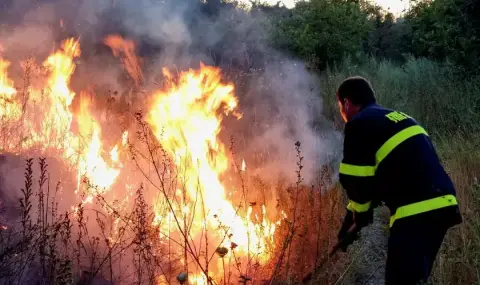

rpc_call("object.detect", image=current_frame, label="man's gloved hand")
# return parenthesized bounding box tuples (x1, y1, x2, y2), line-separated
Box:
(338, 230, 359, 252)
(337, 210, 357, 252)
(338, 210, 354, 241)
(337, 208, 374, 252)
(354, 208, 374, 228)
(370, 198, 383, 210)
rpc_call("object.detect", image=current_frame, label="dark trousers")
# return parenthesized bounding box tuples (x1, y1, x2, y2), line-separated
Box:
(385, 222, 448, 285)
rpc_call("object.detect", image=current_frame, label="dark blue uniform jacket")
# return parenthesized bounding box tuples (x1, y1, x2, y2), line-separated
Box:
(339, 103, 462, 229)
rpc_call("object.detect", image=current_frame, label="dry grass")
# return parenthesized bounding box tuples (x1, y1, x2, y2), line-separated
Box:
(431, 137, 480, 285)
(0, 137, 347, 285)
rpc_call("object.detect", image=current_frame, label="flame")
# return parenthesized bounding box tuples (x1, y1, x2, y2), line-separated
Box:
(22, 38, 81, 151)
(0, 58, 21, 120)
(104, 35, 144, 85)
(189, 274, 207, 285)
(122, 130, 129, 146)
(42, 39, 122, 197)
(0, 39, 81, 152)
(147, 63, 278, 278)
(0, 38, 124, 200)
(0, 59, 16, 97)
(0, 35, 284, 282)
(75, 95, 122, 197)
(44, 38, 79, 110)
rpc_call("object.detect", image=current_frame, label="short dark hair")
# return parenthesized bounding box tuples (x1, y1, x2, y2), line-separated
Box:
(337, 76, 376, 106)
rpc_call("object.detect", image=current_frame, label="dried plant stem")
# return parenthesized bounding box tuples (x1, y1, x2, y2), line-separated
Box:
(285, 141, 304, 278)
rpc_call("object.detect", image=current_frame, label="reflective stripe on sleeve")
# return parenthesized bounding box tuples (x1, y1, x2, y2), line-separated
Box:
(340, 163, 375, 177)
(347, 200, 372, 213)
(389, 194, 458, 227)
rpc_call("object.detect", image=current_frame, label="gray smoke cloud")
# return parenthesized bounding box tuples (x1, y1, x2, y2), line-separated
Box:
(0, 0, 342, 185)
(238, 60, 342, 183)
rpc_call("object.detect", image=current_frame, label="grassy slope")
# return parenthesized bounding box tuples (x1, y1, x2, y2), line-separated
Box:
(319, 56, 480, 285)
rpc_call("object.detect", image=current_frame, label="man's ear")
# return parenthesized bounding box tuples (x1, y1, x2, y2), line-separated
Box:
(343, 98, 350, 112)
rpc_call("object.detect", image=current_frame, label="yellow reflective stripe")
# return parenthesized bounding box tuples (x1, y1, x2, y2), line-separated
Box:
(347, 200, 372, 213)
(340, 163, 375, 177)
(390, 195, 457, 227)
(376, 125, 428, 165)
(346, 202, 354, 211)
(341, 125, 427, 177)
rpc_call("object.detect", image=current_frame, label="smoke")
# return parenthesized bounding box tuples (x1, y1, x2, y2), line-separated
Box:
(237, 60, 342, 183)
(0, 0, 342, 183)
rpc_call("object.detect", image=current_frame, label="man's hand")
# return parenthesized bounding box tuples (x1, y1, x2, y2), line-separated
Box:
(354, 209, 374, 228)
(337, 208, 374, 252)
(337, 210, 357, 252)
(338, 210, 355, 241)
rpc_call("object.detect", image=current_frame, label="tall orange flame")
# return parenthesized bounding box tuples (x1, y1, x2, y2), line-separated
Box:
(104, 34, 144, 85)
(0, 58, 20, 120)
(0, 35, 283, 283)
(0, 59, 16, 97)
(74, 95, 123, 201)
(0, 38, 125, 200)
(148, 63, 279, 278)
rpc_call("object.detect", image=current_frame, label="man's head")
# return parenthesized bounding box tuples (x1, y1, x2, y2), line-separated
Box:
(336, 76, 376, 122)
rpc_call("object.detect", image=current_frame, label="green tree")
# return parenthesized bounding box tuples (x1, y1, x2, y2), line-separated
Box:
(406, 0, 480, 75)
(363, 12, 413, 61)
(270, 0, 374, 69)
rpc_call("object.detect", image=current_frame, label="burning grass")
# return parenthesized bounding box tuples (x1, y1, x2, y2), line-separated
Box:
(0, 156, 344, 284)
(0, 35, 343, 284)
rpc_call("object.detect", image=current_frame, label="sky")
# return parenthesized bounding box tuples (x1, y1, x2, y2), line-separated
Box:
(256, 0, 409, 17)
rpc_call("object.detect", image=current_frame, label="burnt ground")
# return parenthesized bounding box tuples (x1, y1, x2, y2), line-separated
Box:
(310, 206, 390, 285)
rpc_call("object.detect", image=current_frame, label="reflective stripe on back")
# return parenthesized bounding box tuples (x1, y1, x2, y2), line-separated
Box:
(340, 125, 428, 177)
(389, 194, 457, 227)
(375, 125, 428, 166)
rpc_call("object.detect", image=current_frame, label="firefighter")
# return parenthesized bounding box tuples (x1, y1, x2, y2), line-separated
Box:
(335, 76, 462, 285)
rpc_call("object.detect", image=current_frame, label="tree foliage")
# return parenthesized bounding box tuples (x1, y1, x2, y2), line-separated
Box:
(260, 0, 479, 75)
(269, 0, 374, 69)
(363, 12, 412, 61)
(406, 0, 480, 74)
